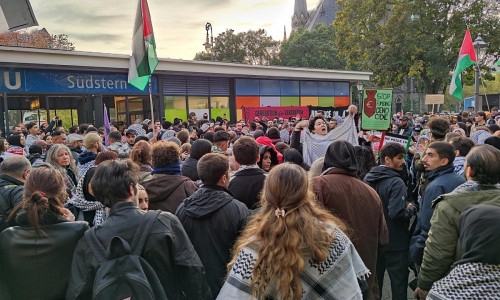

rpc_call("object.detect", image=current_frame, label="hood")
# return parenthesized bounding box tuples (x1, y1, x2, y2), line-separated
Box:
(256, 136, 283, 163)
(258, 145, 279, 170)
(182, 185, 234, 218)
(323, 140, 357, 172)
(364, 165, 402, 184)
(145, 174, 191, 203)
(78, 151, 97, 165)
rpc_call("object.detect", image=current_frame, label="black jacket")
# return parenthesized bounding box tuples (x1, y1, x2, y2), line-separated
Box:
(393, 125, 413, 137)
(0, 174, 24, 231)
(176, 185, 250, 298)
(0, 212, 88, 300)
(228, 167, 267, 209)
(364, 166, 414, 251)
(66, 202, 212, 300)
(181, 156, 199, 181)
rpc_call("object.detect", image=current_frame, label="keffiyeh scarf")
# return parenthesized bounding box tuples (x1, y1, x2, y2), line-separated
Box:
(302, 114, 358, 166)
(217, 227, 369, 300)
(66, 168, 107, 226)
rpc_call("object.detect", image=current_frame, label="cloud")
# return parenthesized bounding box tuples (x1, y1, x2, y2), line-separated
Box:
(69, 33, 122, 42)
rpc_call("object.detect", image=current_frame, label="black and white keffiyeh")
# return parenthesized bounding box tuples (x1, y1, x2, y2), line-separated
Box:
(427, 263, 500, 300)
(217, 227, 369, 300)
(66, 168, 106, 226)
(302, 114, 358, 166)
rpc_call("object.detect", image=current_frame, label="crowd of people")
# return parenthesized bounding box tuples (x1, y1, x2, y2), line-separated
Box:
(0, 106, 499, 300)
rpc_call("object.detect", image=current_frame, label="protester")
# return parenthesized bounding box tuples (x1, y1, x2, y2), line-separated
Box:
(125, 128, 137, 148)
(354, 145, 376, 180)
(308, 156, 325, 178)
(106, 130, 130, 158)
(229, 136, 267, 209)
(51, 130, 67, 145)
(24, 121, 40, 149)
(449, 136, 475, 176)
(218, 163, 370, 299)
(130, 140, 153, 183)
(181, 139, 213, 181)
(427, 205, 500, 299)
(212, 131, 231, 155)
(27, 144, 44, 166)
(67, 134, 84, 162)
(46, 144, 79, 198)
(311, 140, 388, 300)
(394, 115, 413, 136)
(414, 144, 500, 299)
(410, 142, 466, 268)
(66, 159, 211, 300)
(257, 139, 280, 172)
(0, 167, 87, 300)
(291, 105, 358, 165)
(176, 153, 250, 297)
(282, 148, 310, 171)
(6, 134, 27, 156)
(0, 137, 13, 161)
(274, 141, 290, 155)
(0, 156, 31, 231)
(77, 133, 102, 176)
(137, 184, 149, 211)
(364, 143, 416, 300)
(142, 141, 198, 213)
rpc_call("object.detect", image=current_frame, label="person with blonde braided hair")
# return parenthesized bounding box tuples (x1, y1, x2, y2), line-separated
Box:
(218, 163, 369, 300)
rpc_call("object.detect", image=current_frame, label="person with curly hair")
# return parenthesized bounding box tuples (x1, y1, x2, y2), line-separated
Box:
(142, 142, 198, 213)
(218, 163, 369, 300)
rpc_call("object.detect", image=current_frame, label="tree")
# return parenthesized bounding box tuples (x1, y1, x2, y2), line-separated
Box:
(334, 0, 500, 96)
(0, 28, 75, 50)
(194, 29, 279, 65)
(273, 23, 345, 70)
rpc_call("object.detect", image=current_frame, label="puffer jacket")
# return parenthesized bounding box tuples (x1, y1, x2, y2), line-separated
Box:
(0, 174, 24, 231)
(409, 164, 465, 265)
(0, 211, 88, 300)
(417, 187, 500, 291)
(66, 202, 211, 300)
(176, 185, 250, 298)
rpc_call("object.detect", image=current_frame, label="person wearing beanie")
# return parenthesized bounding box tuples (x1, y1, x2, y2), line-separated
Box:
(312, 140, 388, 300)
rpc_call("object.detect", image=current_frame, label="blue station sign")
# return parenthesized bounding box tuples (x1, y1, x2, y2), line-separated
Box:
(0, 68, 158, 94)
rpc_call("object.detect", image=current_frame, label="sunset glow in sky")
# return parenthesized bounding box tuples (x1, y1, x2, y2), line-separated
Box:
(30, 0, 321, 59)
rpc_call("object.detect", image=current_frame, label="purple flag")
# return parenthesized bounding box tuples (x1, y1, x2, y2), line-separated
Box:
(103, 104, 111, 146)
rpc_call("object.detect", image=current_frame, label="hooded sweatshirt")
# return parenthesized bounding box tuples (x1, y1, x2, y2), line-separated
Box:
(77, 151, 97, 177)
(176, 185, 250, 298)
(364, 165, 415, 251)
(142, 173, 198, 213)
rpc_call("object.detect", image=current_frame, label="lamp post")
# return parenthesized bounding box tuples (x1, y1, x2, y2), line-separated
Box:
(472, 34, 487, 112)
(356, 82, 364, 107)
(204, 22, 214, 61)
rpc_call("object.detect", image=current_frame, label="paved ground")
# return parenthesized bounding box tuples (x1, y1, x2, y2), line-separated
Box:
(381, 271, 417, 300)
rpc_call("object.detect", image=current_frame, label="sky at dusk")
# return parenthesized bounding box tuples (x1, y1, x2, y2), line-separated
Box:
(29, 0, 321, 59)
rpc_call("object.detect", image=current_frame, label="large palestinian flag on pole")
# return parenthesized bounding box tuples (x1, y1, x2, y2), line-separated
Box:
(128, 0, 158, 91)
(449, 29, 476, 99)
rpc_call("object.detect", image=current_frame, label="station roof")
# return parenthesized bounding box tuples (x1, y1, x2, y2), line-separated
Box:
(0, 46, 372, 82)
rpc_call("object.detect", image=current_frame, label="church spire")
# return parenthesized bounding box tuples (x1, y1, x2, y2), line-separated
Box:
(292, 0, 308, 29)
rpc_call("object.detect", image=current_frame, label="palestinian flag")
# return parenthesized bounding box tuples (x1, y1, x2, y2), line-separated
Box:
(449, 29, 476, 99)
(128, 0, 158, 91)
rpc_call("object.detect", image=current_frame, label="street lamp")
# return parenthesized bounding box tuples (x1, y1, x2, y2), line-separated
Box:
(472, 33, 487, 112)
(356, 82, 364, 107)
(204, 22, 214, 61)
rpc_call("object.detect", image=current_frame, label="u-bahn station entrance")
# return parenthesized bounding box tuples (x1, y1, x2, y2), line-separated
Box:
(0, 46, 371, 134)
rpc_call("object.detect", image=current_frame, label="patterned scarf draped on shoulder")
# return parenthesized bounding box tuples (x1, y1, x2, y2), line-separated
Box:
(302, 114, 359, 166)
(217, 227, 369, 299)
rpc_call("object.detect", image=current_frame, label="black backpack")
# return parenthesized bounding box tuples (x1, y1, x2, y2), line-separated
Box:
(85, 210, 168, 300)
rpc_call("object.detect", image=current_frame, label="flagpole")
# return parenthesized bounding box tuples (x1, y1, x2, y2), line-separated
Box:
(148, 77, 154, 129)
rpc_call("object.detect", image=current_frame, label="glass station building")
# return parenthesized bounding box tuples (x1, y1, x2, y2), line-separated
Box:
(0, 46, 371, 134)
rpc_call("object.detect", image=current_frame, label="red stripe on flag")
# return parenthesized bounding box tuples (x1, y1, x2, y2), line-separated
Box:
(459, 29, 476, 62)
(141, 0, 154, 38)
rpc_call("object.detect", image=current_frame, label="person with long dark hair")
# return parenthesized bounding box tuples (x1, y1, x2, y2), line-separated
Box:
(218, 163, 369, 299)
(0, 167, 88, 299)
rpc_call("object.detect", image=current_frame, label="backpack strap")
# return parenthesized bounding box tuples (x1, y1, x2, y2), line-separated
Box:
(130, 210, 161, 256)
(84, 228, 107, 264)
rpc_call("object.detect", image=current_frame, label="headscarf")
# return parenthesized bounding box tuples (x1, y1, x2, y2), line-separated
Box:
(283, 148, 310, 171)
(256, 136, 283, 163)
(322, 140, 358, 172)
(456, 204, 500, 266)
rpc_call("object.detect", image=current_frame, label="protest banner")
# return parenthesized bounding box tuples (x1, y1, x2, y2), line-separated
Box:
(308, 106, 349, 119)
(361, 89, 392, 130)
(377, 132, 411, 153)
(242, 106, 308, 123)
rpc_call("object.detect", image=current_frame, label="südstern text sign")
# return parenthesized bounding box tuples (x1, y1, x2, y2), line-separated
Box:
(361, 89, 392, 130)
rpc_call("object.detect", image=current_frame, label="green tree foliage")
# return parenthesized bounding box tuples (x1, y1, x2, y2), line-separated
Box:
(194, 29, 279, 65)
(334, 0, 499, 95)
(273, 24, 345, 69)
